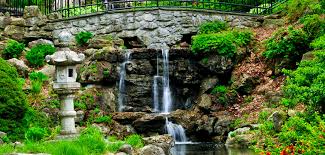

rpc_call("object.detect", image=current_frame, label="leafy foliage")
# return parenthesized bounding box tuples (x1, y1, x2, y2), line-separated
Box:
(255, 113, 325, 154)
(282, 50, 325, 112)
(198, 20, 228, 34)
(26, 44, 56, 67)
(0, 58, 28, 140)
(263, 26, 309, 59)
(94, 115, 112, 124)
(299, 14, 325, 40)
(192, 29, 253, 58)
(2, 40, 25, 59)
(25, 127, 48, 142)
(311, 34, 325, 50)
(284, 0, 324, 22)
(75, 31, 93, 46)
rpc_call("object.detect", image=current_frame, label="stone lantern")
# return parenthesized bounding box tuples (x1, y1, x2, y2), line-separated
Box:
(46, 31, 85, 138)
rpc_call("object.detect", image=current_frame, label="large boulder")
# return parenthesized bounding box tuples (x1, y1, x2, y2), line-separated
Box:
(269, 111, 287, 132)
(143, 135, 174, 155)
(118, 144, 133, 155)
(231, 73, 260, 95)
(132, 114, 166, 136)
(7, 58, 29, 77)
(28, 39, 54, 48)
(225, 127, 255, 149)
(139, 145, 165, 155)
(196, 94, 212, 113)
(112, 112, 146, 125)
(79, 61, 117, 84)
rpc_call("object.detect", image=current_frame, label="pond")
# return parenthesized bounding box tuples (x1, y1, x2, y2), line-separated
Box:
(171, 142, 257, 155)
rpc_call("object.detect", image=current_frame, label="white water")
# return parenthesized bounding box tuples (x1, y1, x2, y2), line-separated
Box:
(162, 49, 172, 113)
(118, 51, 132, 112)
(165, 118, 187, 142)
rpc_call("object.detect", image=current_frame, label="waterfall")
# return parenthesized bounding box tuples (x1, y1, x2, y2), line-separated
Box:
(165, 118, 187, 142)
(162, 49, 172, 113)
(118, 51, 132, 112)
(153, 49, 172, 113)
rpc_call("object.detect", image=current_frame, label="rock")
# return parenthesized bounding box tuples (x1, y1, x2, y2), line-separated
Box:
(10, 17, 26, 26)
(231, 73, 260, 95)
(115, 152, 128, 155)
(288, 109, 297, 117)
(198, 55, 234, 74)
(262, 19, 285, 29)
(197, 94, 212, 112)
(112, 112, 146, 125)
(79, 61, 117, 84)
(0, 16, 11, 28)
(28, 39, 54, 48)
(75, 110, 84, 123)
(199, 78, 218, 94)
(139, 145, 165, 155)
(101, 87, 117, 112)
(301, 51, 315, 61)
(269, 111, 287, 132)
(132, 114, 166, 136)
(23, 6, 42, 18)
(7, 58, 29, 77)
(118, 144, 133, 155)
(39, 65, 55, 79)
(0, 131, 6, 138)
(180, 42, 189, 48)
(4, 25, 25, 41)
(88, 38, 114, 49)
(225, 127, 255, 149)
(143, 135, 174, 155)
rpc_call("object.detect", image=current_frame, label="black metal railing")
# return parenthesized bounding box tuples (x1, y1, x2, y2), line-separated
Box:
(0, 0, 285, 18)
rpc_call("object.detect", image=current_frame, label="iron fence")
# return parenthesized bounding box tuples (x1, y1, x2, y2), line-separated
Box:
(0, 0, 285, 18)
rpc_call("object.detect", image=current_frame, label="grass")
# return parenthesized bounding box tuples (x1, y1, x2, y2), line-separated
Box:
(0, 128, 144, 155)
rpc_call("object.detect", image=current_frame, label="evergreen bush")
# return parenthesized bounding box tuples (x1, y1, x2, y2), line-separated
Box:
(2, 40, 25, 59)
(192, 29, 253, 58)
(75, 31, 93, 46)
(0, 58, 28, 140)
(26, 44, 56, 68)
(263, 26, 309, 59)
(198, 20, 228, 34)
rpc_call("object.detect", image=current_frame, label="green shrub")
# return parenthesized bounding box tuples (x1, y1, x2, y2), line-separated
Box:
(300, 14, 325, 40)
(211, 85, 227, 94)
(263, 26, 309, 59)
(124, 134, 144, 148)
(198, 20, 228, 34)
(3, 40, 25, 59)
(282, 50, 325, 113)
(192, 30, 253, 58)
(0, 58, 28, 140)
(258, 111, 270, 123)
(107, 141, 125, 153)
(26, 44, 56, 67)
(75, 31, 93, 46)
(285, 0, 323, 22)
(25, 127, 48, 142)
(311, 34, 325, 50)
(29, 72, 48, 94)
(95, 115, 112, 124)
(257, 113, 325, 154)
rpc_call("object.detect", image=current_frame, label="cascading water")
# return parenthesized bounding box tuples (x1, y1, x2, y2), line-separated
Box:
(118, 51, 132, 112)
(162, 49, 172, 114)
(153, 49, 172, 113)
(165, 118, 187, 142)
(152, 49, 188, 155)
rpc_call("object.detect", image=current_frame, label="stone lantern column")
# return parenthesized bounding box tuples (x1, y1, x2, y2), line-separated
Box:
(46, 31, 85, 138)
